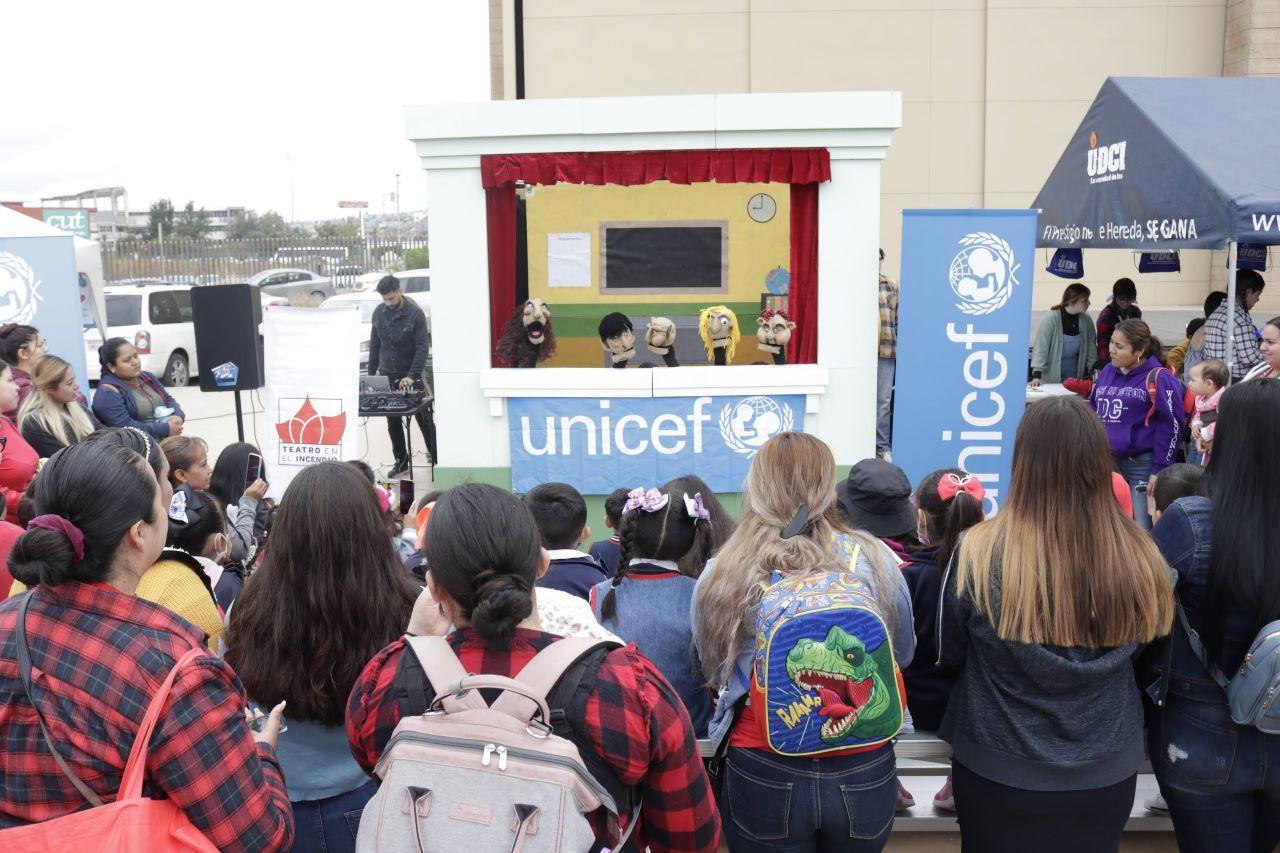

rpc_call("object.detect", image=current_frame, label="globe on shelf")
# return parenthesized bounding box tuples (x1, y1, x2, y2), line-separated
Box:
(765, 266, 791, 296)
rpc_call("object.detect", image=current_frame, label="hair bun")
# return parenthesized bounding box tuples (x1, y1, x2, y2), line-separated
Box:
(468, 573, 534, 639)
(7, 527, 79, 587)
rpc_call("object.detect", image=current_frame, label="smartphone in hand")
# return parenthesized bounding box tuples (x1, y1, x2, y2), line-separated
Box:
(244, 452, 263, 492)
(399, 479, 415, 514)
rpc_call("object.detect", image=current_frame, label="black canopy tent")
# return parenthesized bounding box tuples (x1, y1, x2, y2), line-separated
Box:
(1032, 76, 1280, 376)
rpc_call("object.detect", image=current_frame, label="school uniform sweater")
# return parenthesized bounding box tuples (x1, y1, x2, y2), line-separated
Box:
(536, 549, 607, 601)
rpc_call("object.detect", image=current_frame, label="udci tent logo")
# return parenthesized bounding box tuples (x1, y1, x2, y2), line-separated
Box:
(719, 396, 795, 457)
(0, 252, 43, 325)
(1087, 131, 1127, 184)
(948, 232, 1020, 316)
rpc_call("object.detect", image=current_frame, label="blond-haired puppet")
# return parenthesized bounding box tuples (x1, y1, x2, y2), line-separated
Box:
(698, 305, 739, 366)
(757, 308, 796, 365)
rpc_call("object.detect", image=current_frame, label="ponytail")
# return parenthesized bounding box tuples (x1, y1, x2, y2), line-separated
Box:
(914, 468, 987, 571)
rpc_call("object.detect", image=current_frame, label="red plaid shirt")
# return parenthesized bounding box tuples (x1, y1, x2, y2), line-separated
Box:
(0, 583, 294, 851)
(346, 627, 721, 853)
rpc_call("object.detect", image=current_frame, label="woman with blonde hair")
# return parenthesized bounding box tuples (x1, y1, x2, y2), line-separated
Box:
(693, 431, 914, 852)
(939, 395, 1174, 852)
(17, 355, 101, 458)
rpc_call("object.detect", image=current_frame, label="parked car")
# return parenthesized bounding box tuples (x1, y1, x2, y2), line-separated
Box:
(85, 282, 200, 386)
(246, 268, 334, 302)
(320, 284, 430, 373)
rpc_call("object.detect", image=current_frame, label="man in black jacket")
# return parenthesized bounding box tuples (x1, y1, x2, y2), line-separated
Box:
(368, 274, 435, 478)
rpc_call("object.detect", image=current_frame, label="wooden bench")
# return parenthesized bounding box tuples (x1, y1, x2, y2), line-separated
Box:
(697, 735, 1175, 834)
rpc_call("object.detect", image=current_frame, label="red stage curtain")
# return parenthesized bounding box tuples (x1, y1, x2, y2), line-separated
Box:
(481, 149, 830, 188)
(485, 185, 517, 366)
(788, 183, 819, 365)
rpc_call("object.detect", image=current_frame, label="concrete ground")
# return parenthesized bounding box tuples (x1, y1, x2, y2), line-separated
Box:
(169, 385, 435, 488)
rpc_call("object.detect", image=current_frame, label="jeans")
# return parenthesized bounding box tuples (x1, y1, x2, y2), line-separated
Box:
(876, 357, 895, 454)
(721, 745, 897, 853)
(386, 405, 437, 468)
(1149, 695, 1280, 853)
(290, 779, 378, 853)
(1115, 452, 1153, 531)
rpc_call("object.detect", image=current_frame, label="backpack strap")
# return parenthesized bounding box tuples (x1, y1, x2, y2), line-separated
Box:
(1144, 367, 1162, 427)
(15, 592, 104, 808)
(1173, 593, 1231, 690)
(403, 635, 487, 713)
(492, 637, 609, 721)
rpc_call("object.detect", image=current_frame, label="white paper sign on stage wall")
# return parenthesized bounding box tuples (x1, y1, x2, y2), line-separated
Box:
(547, 232, 591, 287)
(894, 210, 1038, 517)
(261, 305, 360, 499)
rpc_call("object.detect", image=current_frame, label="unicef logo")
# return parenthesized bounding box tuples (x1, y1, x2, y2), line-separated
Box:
(948, 232, 1019, 316)
(0, 252, 42, 325)
(719, 396, 795, 457)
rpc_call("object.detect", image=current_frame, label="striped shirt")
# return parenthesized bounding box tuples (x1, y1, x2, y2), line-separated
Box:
(1202, 302, 1261, 380)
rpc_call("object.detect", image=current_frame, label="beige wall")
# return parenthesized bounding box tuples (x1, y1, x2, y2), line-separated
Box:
(498, 1, 1280, 310)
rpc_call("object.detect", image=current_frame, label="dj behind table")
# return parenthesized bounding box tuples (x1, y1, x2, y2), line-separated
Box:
(359, 374, 437, 480)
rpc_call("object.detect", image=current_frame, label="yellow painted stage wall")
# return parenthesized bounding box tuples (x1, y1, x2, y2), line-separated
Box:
(524, 180, 790, 367)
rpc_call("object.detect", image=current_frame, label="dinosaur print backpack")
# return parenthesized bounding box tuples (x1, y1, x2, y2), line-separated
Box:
(749, 539, 905, 756)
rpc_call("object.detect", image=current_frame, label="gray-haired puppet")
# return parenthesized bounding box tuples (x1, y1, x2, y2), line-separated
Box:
(496, 298, 555, 368)
(598, 312, 636, 369)
(757, 308, 796, 365)
(645, 317, 680, 367)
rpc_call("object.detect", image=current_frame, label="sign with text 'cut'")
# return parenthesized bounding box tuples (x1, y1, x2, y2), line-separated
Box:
(894, 210, 1038, 516)
(508, 394, 806, 494)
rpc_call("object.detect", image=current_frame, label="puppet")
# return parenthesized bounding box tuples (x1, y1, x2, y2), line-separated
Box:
(645, 317, 680, 368)
(598, 312, 636, 369)
(698, 305, 740, 366)
(756, 308, 796, 365)
(496, 298, 555, 368)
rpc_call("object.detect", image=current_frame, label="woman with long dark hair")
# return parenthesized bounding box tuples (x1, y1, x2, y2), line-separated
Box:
(1093, 318, 1184, 529)
(0, 440, 293, 849)
(226, 461, 415, 853)
(1143, 379, 1280, 852)
(941, 396, 1173, 852)
(345, 482, 721, 853)
(209, 441, 269, 563)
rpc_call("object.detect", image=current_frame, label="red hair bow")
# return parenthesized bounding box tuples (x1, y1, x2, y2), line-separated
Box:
(937, 473, 985, 504)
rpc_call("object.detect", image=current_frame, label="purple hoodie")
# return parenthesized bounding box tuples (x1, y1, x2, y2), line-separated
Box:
(1093, 355, 1183, 473)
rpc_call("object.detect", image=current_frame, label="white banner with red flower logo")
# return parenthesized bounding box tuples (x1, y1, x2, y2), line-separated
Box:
(261, 305, 360, 500)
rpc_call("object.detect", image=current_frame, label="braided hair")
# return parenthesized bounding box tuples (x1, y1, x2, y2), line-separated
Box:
(599, 483, 712, 622)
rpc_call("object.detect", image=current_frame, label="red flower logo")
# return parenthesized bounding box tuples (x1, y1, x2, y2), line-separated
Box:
(276, 397, 346, 445)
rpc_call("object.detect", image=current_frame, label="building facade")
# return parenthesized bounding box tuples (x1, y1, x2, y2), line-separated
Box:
(489, 0, 1280, 312)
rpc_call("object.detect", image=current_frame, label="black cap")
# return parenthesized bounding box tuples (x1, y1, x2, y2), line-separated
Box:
(835, 459, 917, 538)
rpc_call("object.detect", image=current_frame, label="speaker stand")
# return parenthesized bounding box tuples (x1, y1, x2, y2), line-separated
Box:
(233, 388, 246, 443)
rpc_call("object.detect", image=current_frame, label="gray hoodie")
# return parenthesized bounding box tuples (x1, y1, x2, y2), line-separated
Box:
(938, 560, 1146, 791)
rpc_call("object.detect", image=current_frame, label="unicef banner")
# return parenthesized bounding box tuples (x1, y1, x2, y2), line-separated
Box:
(508, 394, 805, 494)
(894, 210, 1038, 516)
(0, 236, 90, 390)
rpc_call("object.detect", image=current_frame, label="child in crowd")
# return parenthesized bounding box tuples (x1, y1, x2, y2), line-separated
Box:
(1166, 317, 1206, 378)
(835, 458, 924, 561)
(162, 436, 213, 537)
(1151, 463, 1205, 525)
(588, 487, 630, 576)
(901, 468, 987, 813)
(666, 474, 736, 578)
(1188, 358, 1228, 465)
(168, 487, 241, 613)
(523, 482, 606, 600)
(1095, 277, 1142, 367)
(590, 483, 715, 736)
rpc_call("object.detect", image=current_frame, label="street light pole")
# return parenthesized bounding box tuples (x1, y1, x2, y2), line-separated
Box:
(395, 173, 401, 218)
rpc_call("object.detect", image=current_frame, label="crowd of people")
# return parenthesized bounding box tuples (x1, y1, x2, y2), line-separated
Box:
(0, 277, 1276, 853)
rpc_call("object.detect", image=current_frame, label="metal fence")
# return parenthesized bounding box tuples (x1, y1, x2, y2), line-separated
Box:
(100, 237, 428, 289)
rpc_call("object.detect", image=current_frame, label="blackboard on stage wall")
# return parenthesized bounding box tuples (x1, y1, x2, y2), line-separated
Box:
(601, 221, 727, 293)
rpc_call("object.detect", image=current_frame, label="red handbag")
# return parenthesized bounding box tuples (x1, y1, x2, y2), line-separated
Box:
(2, 593, 218, 852)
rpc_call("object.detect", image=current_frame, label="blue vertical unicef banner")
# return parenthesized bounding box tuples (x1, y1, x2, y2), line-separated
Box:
(893, 210, 1038, 516)
(508, 394, 806, 494)
(0, 236, 89, 390)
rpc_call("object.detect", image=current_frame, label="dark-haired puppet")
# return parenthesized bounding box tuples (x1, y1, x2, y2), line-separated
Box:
(698, 305, 739, 366)
(757, 308, 796, 365)
(598, 312, 636, 369)
(645, 316, 680, 367)
(496, 298, 555, 368)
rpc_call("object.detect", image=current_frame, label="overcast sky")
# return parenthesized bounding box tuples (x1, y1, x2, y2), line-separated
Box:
(1, 0, 489, 221)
